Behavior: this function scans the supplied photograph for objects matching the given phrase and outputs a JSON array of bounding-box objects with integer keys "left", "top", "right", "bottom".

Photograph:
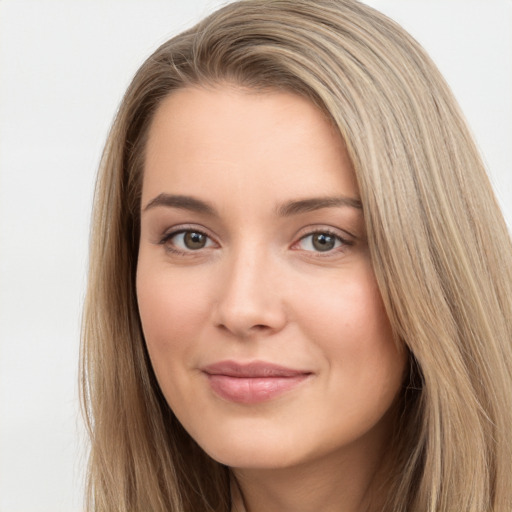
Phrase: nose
[{"left": 212, "top": 248, "right": 287, "bottom": 339}]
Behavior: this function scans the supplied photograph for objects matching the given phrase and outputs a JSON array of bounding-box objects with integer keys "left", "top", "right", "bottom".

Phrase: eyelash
[
  {"left": 294, "top": 229, "right": 353, "bottom": 256},
  {"left": 158, "top": 227, "right": 215, "bottom": 256},
  {"left": 158, "top": 227, "right": 353, "bottom": 257}
]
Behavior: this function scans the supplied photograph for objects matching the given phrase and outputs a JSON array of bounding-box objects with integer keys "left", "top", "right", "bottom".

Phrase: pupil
[
  {"left": 184, "top": 232, "right": 206, "bottom": 249},
  {"left": 313, "top": 233, "right": 335, "bottom": 251}
]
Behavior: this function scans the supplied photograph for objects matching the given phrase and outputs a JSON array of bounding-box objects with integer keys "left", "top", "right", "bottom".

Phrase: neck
[{"left": 230, "top": 426, "right": 392, "bottom": 512}]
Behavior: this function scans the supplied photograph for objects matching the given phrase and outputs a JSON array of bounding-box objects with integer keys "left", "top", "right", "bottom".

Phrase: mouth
[{"left": 201, "top": 360, "right": 312, "bottom": 404}]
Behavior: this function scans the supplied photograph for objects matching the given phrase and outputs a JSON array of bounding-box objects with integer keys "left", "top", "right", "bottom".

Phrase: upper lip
[{"left": 201, "top": 360, "right": 311, "bottom": 378}]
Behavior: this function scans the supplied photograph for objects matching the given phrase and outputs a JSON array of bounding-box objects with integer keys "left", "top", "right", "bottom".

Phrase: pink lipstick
[{"left": 201, "top": 361, "right": 311, "bottom": 404}]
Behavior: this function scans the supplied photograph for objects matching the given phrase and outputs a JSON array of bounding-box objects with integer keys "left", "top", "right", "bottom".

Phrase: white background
[{"left": 0, "top": 1, "right": 510, "bottom": 511}]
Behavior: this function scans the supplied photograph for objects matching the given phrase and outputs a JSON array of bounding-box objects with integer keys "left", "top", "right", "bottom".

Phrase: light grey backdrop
[{"left": 0, "top": 1, "right": 510, "bottom": 511}]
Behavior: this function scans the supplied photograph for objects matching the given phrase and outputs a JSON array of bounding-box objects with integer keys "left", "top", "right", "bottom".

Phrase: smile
[{"left": 201, "top": 360, "right": 312, "bottom": 404}]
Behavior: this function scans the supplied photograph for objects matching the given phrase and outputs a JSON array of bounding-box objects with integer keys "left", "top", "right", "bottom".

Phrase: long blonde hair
[{"left": 80, "top": 1, "right": 512, "bottom": 510}]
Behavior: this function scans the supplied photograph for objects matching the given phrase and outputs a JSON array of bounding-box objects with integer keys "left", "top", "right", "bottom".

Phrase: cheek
[
  {"left": 296, "top": 265, "right": 403, "bottom": 386},
  {"left": 136, "top": 264, "right": 210, "bottom": 359},
  {"left": 298, "top": 265, "right": 391, "bottom": 341}
]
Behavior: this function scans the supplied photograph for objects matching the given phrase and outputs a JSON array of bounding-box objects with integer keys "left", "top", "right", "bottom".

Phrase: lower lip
[{"left": 205, "top": 374, "right": 310, "bottom": 404}]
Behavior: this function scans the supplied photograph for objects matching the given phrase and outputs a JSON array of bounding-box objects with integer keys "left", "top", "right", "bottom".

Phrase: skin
[{"left": 136, "top": 86, "right": 407, "bottom": 512}]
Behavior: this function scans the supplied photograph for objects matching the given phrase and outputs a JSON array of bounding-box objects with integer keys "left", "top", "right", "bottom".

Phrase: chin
[
  {"left": 208, "top": 448, "right": 299, "bottom": 470},
  {"left": 195, "top": 430, "right": 304, "bottom": 470}
]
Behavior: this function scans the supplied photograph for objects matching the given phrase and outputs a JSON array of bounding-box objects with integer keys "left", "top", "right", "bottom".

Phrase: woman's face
[{"left": 137, "top": 86, "right": 406, "bottom": 470}]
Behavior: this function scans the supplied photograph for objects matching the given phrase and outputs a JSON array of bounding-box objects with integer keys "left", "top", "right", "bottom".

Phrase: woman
[{"left": 80, "top": 0, "right": 512, "bottom": 510}]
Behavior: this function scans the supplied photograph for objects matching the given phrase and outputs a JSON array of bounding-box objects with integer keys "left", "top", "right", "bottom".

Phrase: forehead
[{"left": 142, "top": 86, "right": 358, "bottom": 207}]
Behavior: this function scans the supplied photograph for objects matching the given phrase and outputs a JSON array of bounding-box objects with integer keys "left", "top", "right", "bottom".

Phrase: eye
[
  {"left": 161, "top": 229, "right": 215, "bottom": 252},
  {"left": 296, "top": 231, "right": 346, "bottom": 252}
]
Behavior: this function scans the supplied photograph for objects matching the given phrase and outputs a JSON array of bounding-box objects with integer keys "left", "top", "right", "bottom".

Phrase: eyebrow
[
  {"left": 143, "top": 194, "right": 218, "bottom": 216},
  {"left": 275, "top": 196, "right": 362, "bottom": 216},
  {"left": 142, "top": 193, "right": 362, "bottom": 216}
]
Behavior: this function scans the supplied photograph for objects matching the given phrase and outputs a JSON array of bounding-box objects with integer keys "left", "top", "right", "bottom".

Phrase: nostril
[
  {"left": 212, "top": 288, "right": 287, "bottom": 337},
  {"left": 216, "top": 322, "right": 274, "bottom": 337}
]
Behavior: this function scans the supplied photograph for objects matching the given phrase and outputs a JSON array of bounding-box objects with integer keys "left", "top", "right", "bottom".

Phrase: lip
[{"left": 201, "top": 360, "right": 312, "bottom": 404}]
